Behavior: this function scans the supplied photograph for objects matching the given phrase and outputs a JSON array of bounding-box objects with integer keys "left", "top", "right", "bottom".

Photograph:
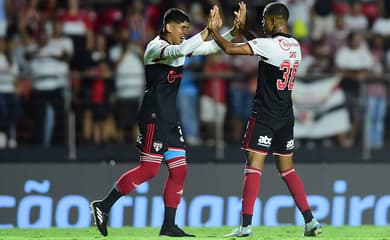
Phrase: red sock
[
  {"left": 280, "top": 168, "right": 310, "bottom": 212},
  {"left": 116, "top": 153, "right": 162, "bottom": 194},
  {"left": 163, "top": 157, "right": 187, "bottom": 208},
  {"left": 242, "top": 166, "right": 262, "bottom": 215}
]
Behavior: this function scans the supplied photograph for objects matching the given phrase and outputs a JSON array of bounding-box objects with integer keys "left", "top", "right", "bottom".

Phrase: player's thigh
[
  {"left": 241, "top": 117, "right": 274, "bottom": 154},
  {"left": 166, "top": 123, "right": 186, "bottom": 152},
  {"left": 271, "top": 121, "right": 295, "bottom": 171}
]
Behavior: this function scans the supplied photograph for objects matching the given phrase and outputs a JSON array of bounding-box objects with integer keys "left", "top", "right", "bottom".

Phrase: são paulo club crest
[{"left": 153, "top": 140, "right": 163, "bottom": 152}]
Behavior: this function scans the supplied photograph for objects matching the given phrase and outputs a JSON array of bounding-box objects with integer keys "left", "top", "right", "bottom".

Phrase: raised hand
[
  {"left": 208, "top": 5, "right": 223, "bottom": 33},
  {"left": 234, "top": 2, "right": 247, "bottom": 31}
]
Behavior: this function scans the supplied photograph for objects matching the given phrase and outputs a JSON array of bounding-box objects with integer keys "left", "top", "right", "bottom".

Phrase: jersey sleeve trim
[{"left": 246, "top": 42, "right": 255, "bottom": 56}]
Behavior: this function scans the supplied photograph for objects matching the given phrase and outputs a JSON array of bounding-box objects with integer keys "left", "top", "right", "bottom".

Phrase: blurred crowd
[{"left": 0, "top": 0, "right": 389, "bottom": 151}]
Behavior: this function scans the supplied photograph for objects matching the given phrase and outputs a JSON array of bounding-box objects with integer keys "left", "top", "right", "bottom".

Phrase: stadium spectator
[
  {"left": 122, "top": 0, "right": 150, "bottom": 48},
  {"left": 0, "top": 37, "right": 21, "bottom": 149},
  {"left": 90, "top": 5, "right": 240, "bottom": 238},
  {"left": 335, "top": 31, "right": 374, "bottom": 148},
  {"left": 23, "top": 20, "right": 73, "bottom": 146},
  {"left": 84, "top": 33, "right": 112, "bottom": 145},
  {"left": 200, "top": 52, "right": 229, "bottom": 145},
  {"left": 208, "top": 2, "right": 322, "bottom": 237},
  {"left": 344, "top": 1, "right": 369, "bottom": 33},
  {"left": 278, "top": 0, "right": 314, "bottom": 40},
  {"left": 109, "top": 26, "right": 144, "bottom": 143},
  {"left": 323, "top": 13, "right": 349, "bottom": 70},
  {"left": 365, "top": 34, "right": 387, "bottom": 149},
  {"left": 311, "top": 0, "right": 334, "bottom": 41},
  {"left": 177, "top": 55, "right": 203, "bottom": 146},
  {"left": 57, "top": 0, "right": 95, "bottom": 74}
]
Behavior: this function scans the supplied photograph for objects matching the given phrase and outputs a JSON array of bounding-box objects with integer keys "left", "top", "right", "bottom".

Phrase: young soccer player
[
  {"left": 91, "top": 6, "right": 240, "bottom": 237},
  {"left": 208, "top": 2, "right": 322, "bottom": 237}
]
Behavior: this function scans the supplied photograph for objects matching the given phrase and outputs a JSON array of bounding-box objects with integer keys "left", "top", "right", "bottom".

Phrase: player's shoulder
[{"left": 146, "top": 35, "right": 170, "bottom": 51}]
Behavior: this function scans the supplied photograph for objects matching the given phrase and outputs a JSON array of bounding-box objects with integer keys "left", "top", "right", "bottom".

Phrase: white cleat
[
  {"left": 224, "top": 225, "right": 252, "bottom": 237},
  {"left": 304, "top": 218, "right": 322, "bottom": 237}
]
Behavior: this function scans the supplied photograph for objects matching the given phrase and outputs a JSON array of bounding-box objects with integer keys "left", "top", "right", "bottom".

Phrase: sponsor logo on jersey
[
  {"left": 286, "top": 139, "right": 294, "bottom": 150},
  {"left": 278, "top": 39, "right": 299, "bottom": 51},
  {"left": 153, "top": 140, "right": 163, "bottom": 152},
  {"left": 257, "top": 135, "right": 272, "bottom": 147},
  {"left": 167, "top": 70, "right": 183, "bottom": 83}
]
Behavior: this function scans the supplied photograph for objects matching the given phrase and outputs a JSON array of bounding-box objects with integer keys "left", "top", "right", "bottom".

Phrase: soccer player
[
  {"left": 91, "top": 6, "right": 240, "bottom": 237},
  {"left": 208, "top": 2, "right": 322, "bottom": 237}
]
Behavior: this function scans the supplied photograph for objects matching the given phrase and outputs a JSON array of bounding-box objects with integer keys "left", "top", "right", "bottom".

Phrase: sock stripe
[
  {"left": 140, "top": 152, "right": 163, "bottom": 164},
  {"left": 244, "top": 166, "right": 262, "bottom": 175},
  {"left": 280, "top": 168, "right": 295, "bottom": 177},
  {"left": 167, "top": 159, "right": 187, "bottom": 169}
]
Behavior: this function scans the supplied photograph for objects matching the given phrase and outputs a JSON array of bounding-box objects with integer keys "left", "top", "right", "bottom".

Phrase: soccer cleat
[
  {"left": 304, "top": 218, "right": 322, "bottom": 237},
  {"left": 224, "top": 225, "right": 253, "bottom": 237},
  {"left": 90, "top": 200, "right": 109, "bottom": 237},
  {"left": 159, "top": 224, "right": 196, "bottom": 237}
]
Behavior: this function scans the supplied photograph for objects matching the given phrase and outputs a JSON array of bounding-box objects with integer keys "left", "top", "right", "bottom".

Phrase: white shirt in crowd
[
  {"left": 109, "top": 45, "right": 144, "bottom": 99},
  {"left": 335, "top": 43, "right": 373, "bottom": 71},
  {"left": 0, "top": 55, "right": 19, "bottom": 93},
  {"left": 28, "top": 37, "right": 73, "bottom": 91},
  {"left": 372, "top": 17, "right": 390, "bottom": 36}
]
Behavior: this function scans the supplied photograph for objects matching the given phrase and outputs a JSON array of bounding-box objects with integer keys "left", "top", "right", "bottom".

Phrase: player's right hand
[
  {"left": 208, "top": 5, "right": 222, "bottom": 33},
  {"left": 234, "top": 2, "right": 247, "bottom": 31}
]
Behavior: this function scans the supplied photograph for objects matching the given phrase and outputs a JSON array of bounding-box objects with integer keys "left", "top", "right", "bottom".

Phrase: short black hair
[
  {"left": 264, "top": 2, "right": 289, "bottom": 21},
  {"left": 162, "top": 8, "right": 190, "bottom": 33}
]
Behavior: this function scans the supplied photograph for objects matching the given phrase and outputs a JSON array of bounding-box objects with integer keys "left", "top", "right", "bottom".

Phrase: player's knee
[
  {"left": 139, "top": 163, "right": 160, "bottom": 180},
  {"left": 169, "top": 164, "right": 187, "bottom": 182}
]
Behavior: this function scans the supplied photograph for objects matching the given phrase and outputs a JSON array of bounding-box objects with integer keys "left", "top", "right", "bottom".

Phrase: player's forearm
[
  {"left": 211, "top": 31, "right": 235, "bottom": 54},
  {"left": 164, "top": 31, "right": 205, "bottom": 57},
  {"left": 192, "top": 30, "right": 235, "bottom": 55}
]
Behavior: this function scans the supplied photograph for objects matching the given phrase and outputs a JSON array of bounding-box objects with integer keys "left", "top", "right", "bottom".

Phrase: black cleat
[
  {"left": 159, "top": 224, "right": 196, "bottom": 237},
  {"left": 90, "top": 200, "right": 109, "bottom": 237}
]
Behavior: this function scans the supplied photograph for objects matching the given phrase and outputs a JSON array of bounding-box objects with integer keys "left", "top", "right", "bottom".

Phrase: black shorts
[
  {"left": 136, "top": 120, "right": 185, "bottom": 156},
  {"left": 241, "top": 116, "right": 294, "bottom": 156}
]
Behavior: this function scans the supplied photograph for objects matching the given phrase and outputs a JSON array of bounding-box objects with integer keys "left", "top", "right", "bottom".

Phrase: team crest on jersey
[
  {"left": 153, "top": 140, "right": 163, "bottom": 152},
  {"left": 167, "top": 70, "right": 183, "bottom": 83},
  {"left": 257, "top": 135, "right": 272, "bottom": 147}
]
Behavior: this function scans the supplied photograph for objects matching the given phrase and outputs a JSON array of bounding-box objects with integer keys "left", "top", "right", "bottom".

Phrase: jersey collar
[{"left": 271, "top": 32, "right": 292, "bottom": 38}]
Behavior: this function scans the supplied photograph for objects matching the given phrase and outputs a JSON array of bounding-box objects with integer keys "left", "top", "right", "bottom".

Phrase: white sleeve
[
  {"left": 162, "top": 33, "right": 204, "bottom": 57},
  {"left": 191, "top": 31, "right": 234, "bottom": 56},
  {"left": 247, "top": 38, "right": 271, "bottom": 59}
]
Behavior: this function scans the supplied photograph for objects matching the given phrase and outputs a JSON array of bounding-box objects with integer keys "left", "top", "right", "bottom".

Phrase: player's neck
[
  {"left": 273, "top": 25, "right": 288, "bottom": 35},
  {"left": 161, "top": 33, "right": 174, "bottom": 45}
]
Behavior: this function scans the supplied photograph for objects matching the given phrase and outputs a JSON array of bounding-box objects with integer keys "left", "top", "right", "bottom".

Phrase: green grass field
[{"left": 0, "top": 226, "right": 389, "bottom": 240}]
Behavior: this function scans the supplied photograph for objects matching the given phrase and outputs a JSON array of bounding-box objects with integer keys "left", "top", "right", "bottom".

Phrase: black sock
[
  {"left": 101, "top": 186, "right": 122, "bottom": 212},
  {"left": 163, "top": 207, "right": 177, "bottom": 227},
  {"left": 242, "top": 214, "right": 252, "bottom": 227},
  {"left": 302, "top": 210, "right": 314, "bottom": 223}
]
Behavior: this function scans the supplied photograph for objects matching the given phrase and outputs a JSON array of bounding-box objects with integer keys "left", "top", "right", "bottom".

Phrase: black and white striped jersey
[
  {"left": 247, "top": 32, "right": 302, "bottom": 125},
  {"left": 139, "top": 32, "right": 232, "bottom": 124}
]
